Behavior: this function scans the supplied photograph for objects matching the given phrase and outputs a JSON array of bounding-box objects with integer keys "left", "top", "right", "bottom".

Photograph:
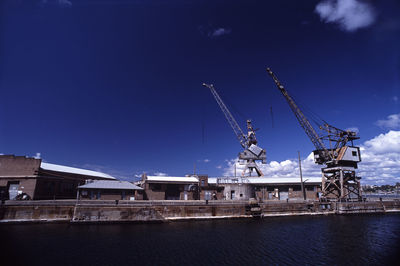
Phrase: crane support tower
[
  {"left": 266, "top": 68, "right": 362, "bottom": 201},
  {"left": 203, "top": 83, "right": 267, "bottom": 177}
]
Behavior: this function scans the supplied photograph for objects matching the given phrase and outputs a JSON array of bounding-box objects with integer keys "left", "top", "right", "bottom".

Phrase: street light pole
[{"left": 298, "top": 151, "right": 305, "bottom": 200}]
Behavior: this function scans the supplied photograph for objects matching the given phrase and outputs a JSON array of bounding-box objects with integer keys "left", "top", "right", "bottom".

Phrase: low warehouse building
[
  {"left": 141, "top": 174, "right": 199, "bottom": 200},
  {"left": 140, "top": 174, "right": 320, "bottom": 201},
  {"left": 78, "top": 180, "right": 143, "bottom": 200},
  {"left": 0, "top": 155, "right": 116, "bottom": 200},
  {"left": 209, "top": 177, "right": 322, "bottom": 201}
]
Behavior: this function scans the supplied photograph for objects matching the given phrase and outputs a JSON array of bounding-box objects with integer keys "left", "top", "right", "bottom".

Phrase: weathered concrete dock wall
[
  {"left": 1, "top": 199, "right": 399, "bottom": 224},
  {"left": 0, "top": 200, "right": 250, "bottom": 223},
  {"left": 72, "top": 201, "right": 249, "bottom": 223},
  {"left": 260, "top": 201, "right": 335, "bottom": 216},
  {"left": 0, "top": 201, "right": 75, "bottom": 223}
]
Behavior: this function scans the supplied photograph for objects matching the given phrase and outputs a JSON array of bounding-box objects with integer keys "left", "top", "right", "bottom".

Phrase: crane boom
[
  {"left": 203, "top": 83, "right": 247, "bottom": 149},
  {"left": 266, "top": 68, "right": 328, "bottom": 154}
]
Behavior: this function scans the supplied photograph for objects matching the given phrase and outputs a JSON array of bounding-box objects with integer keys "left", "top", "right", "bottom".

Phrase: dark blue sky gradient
[{"left": 1, "top": 0, "right": 399, "bottom": 179}]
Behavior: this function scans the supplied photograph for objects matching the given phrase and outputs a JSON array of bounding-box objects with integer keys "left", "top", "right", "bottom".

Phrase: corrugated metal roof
[
  {"left": 41, "top": 162, "right": 116, "bottom": 180},
  {"left": 208, "top": 177, "right": 321, "bottom": 185},
  {"left": 146, "top": 176, "right": 199, "bottom": 183},
  {"left": 78, "top": 180, "right": 143, "bottom": 190}
]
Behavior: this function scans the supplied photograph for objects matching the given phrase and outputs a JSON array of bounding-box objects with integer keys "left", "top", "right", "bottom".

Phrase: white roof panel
[
  {"left": 41, "top": 162, "right": 116, "bottom": 180},
  {"left": 146, "top": 176, "right": 198, "bottom": 183}
]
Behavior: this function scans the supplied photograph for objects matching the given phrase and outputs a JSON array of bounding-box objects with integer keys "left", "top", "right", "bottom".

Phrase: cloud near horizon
[
  {"left": 222, "top": 130, "right": 400, "bottom": 185},
  {"left": 315, "top": 0, "right": 376, "bottom": 32}
]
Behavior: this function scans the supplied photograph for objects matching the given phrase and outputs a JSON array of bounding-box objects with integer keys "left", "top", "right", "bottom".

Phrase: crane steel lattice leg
[{"left": 322, "top": 167, "right": 362, "bottom": 201}]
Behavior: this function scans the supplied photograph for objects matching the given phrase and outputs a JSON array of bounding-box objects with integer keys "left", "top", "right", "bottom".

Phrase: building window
[
  {"left": 352, "top": 151, "right": 357, "bottom": 156},
  {"left": 151, "top": 184, "right": 162, "bottom": 191},
  {"left": 201, "top": 180, "right": 205, "bottom": 186}
]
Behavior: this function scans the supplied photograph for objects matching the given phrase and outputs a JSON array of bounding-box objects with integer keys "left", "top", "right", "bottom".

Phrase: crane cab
[{"left": 313, "top": 146, "right": 361, "bottom": 167}]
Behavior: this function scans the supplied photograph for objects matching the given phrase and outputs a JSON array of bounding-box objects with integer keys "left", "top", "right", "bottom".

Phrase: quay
[{"left": 1, "top": 199, "right": 399, "bottom": 224}]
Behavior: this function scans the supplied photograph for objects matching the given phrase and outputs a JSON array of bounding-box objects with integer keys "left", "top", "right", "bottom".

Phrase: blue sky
[{"left": 1, "top": 0, "right": 399, "bottom": 184}]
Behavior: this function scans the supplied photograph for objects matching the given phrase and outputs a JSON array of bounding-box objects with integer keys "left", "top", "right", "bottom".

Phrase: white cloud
[
  {"left": 375, "top": 113, "right": 400, "bottom": 129},
  {"left": 393, "top": 96, "right": 399, "bottom": 103},
  {"left": 216, "top": 165, "right": 222, "bottom": 169},
  {"left": 358, "top": 131, "right": 400, "bottom": 183},
  {"left": 223, "top": 153, "right": 321, "bottom": 179},
  {"left": 34, "top": 153, "right": 41, "bottom": 159},
  {"left": 199, "top": 25, "right": 232, "bottom": 38},
  {"left": 203, "top": 159, "right": 210, "bottom": 163},
  {"left": 209, "top": 28, "right": 232, "bottom": 37},
  {"left": 363, "top": 130, "right": 400, "bottom": 154},
  {"left": 153, "top": 171, "right": 168, "bottom": 176},
  {"left": 315, "top": 0, "right": 376, "bottom": 32},
  {"left": 222, "top": 130, "right": 400, "bottom": 184}
]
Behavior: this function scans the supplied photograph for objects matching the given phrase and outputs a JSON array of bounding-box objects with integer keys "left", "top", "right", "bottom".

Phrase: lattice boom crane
[
  {"left": 203, "top": 83, "right": 266, "bottom": 177},
  {"left": 266, "top": 68, "right": 362, "bottom": 200}
]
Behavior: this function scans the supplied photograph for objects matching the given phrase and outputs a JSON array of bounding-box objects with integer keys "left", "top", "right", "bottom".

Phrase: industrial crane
[
  {"left": 203, "top": 83, "right": 266, "bottom": 177},
  {"left": 266, "top": 68, "right": 362, "bottom": 200}
]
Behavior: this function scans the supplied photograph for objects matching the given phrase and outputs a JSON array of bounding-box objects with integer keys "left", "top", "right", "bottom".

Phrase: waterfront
[{"left": 1, "top": 214, "right": 399, "bottom": 266}]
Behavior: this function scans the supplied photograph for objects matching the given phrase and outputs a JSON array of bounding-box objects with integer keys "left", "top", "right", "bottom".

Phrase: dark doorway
[
  {"left": 231, "top": 190, "right": 235, "bottom": 199},
  {"left": 165, "top": 185, "right": 180, "bottom": 200}
]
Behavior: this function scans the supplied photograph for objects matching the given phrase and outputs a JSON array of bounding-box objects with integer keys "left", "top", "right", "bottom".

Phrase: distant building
[
  {"left": 78, "top": 180, "right": 143, "bottom": 200},
  {"left": 141, "top": 174, "right": 199, "bottom": 200},
  {"left": 209, "top": 177, "right": 322, "bottom": 201},
  {"left": 0, "top": 155, "right": 116, "bottom": 200},
  {"left": 198, "top": 175, "right": 224, "bottom": 200}
]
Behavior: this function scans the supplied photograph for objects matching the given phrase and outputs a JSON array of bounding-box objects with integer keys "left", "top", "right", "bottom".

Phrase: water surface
[{"left": 2, "top": 214, "right": 399, "bottom": 265}]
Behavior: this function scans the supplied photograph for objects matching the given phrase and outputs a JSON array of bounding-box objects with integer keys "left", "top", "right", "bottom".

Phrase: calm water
[{"left": 1, "top": 214, "right": 400, "bottom": 266}]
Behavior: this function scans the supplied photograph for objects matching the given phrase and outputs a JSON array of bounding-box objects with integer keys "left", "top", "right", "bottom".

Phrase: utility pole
[{"left": 298, "top": 151, "right": 305, "bottom": 200}]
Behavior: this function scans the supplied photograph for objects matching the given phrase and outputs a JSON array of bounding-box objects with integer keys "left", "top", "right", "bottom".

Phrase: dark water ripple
[{"left": 1, "top": 214, "right": 400, "bottom": 266}]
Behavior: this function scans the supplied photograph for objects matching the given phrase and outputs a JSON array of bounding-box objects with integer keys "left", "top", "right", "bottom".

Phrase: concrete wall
[
  {"left": 143, "top": 183, "right": 166, "bottom": 200},
  {"left": 223, "top": 184, "right": 254, "bottom": 200},
  {"left": 1, "top": 199, "right": 399, "bottom": 224},
  {"left": 0, "top": 178, "right": 37, "bottom": 199},
  {"left": 200, "top": 188, "right": 224, "bottom": 200}
]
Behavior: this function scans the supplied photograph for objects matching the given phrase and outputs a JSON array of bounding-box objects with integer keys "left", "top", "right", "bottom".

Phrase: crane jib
[
  {"left": 266, "top": 69, "right": 328, "bottom": 154},
  {"left": 203, "top": 83, "right": 248, "bottom": 149}
]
